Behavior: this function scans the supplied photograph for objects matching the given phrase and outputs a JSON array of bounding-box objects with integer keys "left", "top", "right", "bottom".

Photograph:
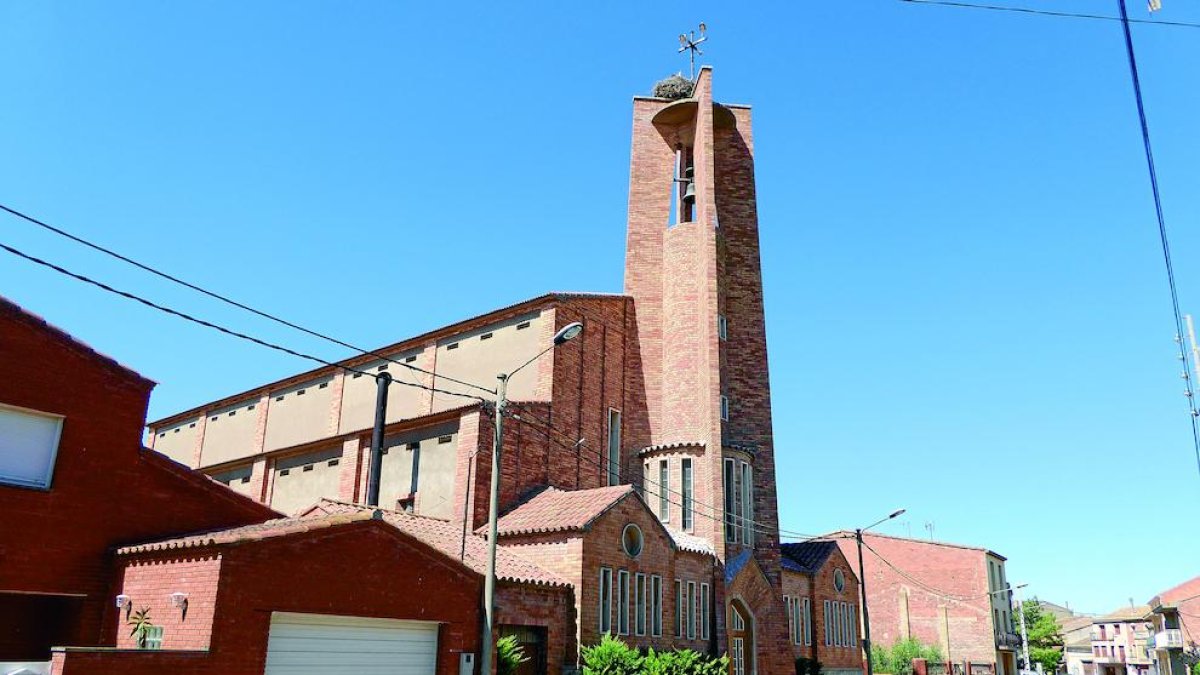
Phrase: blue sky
[{"left": 2, "top": 1, "right": 1197, "bottom": 614}]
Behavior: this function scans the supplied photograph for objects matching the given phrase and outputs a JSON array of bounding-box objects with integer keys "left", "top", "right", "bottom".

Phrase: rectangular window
[
  {"left": 824, "top": 600, "right": 832, "bottom": 646},
  {"left": 140, "top": 625, "right": 164, "bottom": 650},
  {"left": 720, "top": 395, "right": 730, "bottom": 421},
  {"left": 732, "top": 638, "right": 745, "bottom": 675},
  {"left": 651, "top": 575, "right": 663, "bottom": 637},
  {"left": 599, "top": 568, "right": 612, "bottom": 634},
  {"left": 607, "top": 409, "right": 622, "bottom": 486},
  {"left": 0, "top": 404, "right": 65, "bottom": 489},
  {"left": 700, "top": 583, "right": 710, "bottom": 640},
  {"left": 741, "top": 461, "right": 754, "bottom": 545},
  {"left": 635, "top": 573, "right": 647, "bottom": 636},
  {"left": 804, "top": 598, "right": 812, "bottom": 646},
  {"left": 724, "top": 458, "right": 737, "bottom": 542},
  {"left": 850, "top": 604, "right": 858, "bottom": 647},
  {"left": 718, "top": 314, "right": 728, "bottom": 341},
  {"left": 682, "top": 458, "right": 694, "bottom": 531},
  {"left": 687, "top": 581, "right": 697, "bottom": 640},
  {"left": 658, "top": 459, "right": 670, "bottom": 522},
  {"left": 675, "top": 580, "right": 683, "bottom": 638},
  {"left": 784, "top": 596, "right": 794, "bottom": 643},
  {"left": 618, "top": 570, "right": 630, "bottom": 635}
]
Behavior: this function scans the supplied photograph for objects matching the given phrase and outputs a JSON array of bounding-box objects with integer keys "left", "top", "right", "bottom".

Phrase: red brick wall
[
  {"left": 496, "top": 582, "right": 576, "bottom": 675},
  {"left": 837, "top": 534, "right": 997, "bottom": 664},
  {"left": 115, "top": 553, "right": 222, "bottom": 650},
  {"left": 57, "top": 521, "right": 484, "bottom": 675},
  {"left": 0, "top": 301, "right": 277, "bottom": 659},
  {"left": 804, "top": 548, "right": 865, "bottom": 672}
]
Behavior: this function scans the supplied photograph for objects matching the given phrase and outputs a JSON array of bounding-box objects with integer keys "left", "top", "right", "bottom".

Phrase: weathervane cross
[{"left": 678, "top": 23, "right": 707, "bottom": 80}]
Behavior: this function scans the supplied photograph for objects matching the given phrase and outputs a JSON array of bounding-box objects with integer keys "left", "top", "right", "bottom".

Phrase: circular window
[
  {"left": 622, "top": 524, "right": 644, "bottom": 558},
  {"left": 834, "top": 569, "right": 846, "bottom": 592}
]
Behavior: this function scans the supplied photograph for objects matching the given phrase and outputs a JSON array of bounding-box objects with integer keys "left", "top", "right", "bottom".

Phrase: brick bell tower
[{"left": 624, "top": 67, "right": 790, "bottom": 673}]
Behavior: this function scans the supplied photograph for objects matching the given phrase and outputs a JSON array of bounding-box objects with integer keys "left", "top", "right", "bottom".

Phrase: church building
[{"left": 146, "top": 67, "right": 794, "bottom": 675}]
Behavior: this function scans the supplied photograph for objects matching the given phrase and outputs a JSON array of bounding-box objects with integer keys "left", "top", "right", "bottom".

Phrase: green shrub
[
  {"left": 496, "top": 635, "right": 529, "bottom": 675},
  {"left": 871, "top": 638, "right": 943, "bottom": 675},
  {"left": 652, "top": 74, "right": 694, "bottom": 100},
  {"left": 644, "top": 648, "right": 729, "bottom": 675},
  {"left": 581, "top": 634, "right": 643, "bottom": 675},
  {"left": 796, "top": 657, "right": 825, "bottom": 675}
]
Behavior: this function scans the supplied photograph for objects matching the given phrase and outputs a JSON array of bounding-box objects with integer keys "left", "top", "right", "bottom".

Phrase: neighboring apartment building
[
  {"left": 1146, "top": 576, "right": 1200, "bottom": 675},
  {"left": 145, "top": 66, "right": 793, "bottom": 674},
  {"left": 781, "top": 541, "right": 865, "bottom": 675},
  {"left": 1063, "top": 615, "right": 1098, "bottom": 675},
  {"left": 834, "top": 532, "right": 1020, "bottom": 675},
  {"left": 1080, "top": 606, "right": 1153, "bottom": 675}
]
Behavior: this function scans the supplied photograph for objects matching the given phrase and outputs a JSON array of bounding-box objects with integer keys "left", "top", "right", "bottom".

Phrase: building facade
[
  {"left": 1146, "top": 576, "right": 1200, "bottom": 675},
  {"left": 1079, "top": 607, "right": 1154, "bottom": 675},
  {"left": 781, "top": 541, "right": 865, "bottom": 675},
  {"left": 834, "top": 532, "right": 1019, "bottom": 675},
  {"left": 144, "top": 67, "right": 792, "bottom": 673}
]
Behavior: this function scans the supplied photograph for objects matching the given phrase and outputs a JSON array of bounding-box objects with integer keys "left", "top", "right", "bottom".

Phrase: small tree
[
  {"left": 496, "top": 635, "right": 529, "bottom": 675},
  {"left": 872, "top": 638, "right": 943, "bottom": 675},
  {"left": 581, "top": 634, "right": 643, "bottom": 675},
  {"left": 127, "top": 607, "right": 154, "bottom": 649},
  {"left": 1018, "top": 602, "right": 1064, "bottom": 673}
]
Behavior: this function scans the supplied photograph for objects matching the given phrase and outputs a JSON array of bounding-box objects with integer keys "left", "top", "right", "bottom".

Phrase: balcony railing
[
  {"left": 995, "top": 632, "right": 1022, "bottom": 649},
  {"left": 1153, "top": 629, "right": 1184, "bottom": 650}
]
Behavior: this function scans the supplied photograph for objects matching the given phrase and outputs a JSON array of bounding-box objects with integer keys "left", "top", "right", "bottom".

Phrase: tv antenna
[
  {"left": 678, "top": 23, "right": 707, "bottom": 80},
  {"left": 924, "top": 521, "right": 936, "bottom": 540}
]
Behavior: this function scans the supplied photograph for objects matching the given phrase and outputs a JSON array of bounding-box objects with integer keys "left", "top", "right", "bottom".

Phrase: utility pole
[
  {"left": 479, "top": 322, "right": 583, "bottom": 675},
  {"left": 1016, "top": 586, "right": 1031, "bottom": 672},
  {"left": 858, "top": 509, "right": 906, "bottom": 675}
]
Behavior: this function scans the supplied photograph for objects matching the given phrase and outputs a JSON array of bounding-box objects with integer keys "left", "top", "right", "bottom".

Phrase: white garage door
[{"left": 264, "top": 612, "right": 439, "bottom": 675}]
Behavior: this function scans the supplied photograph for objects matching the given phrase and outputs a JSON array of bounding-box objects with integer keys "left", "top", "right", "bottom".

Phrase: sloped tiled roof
[
  {"left": 666, "top": 526, "right": 716, "bottom": 556},
  {"left": 311, "top": 499, "right": 568, "bottom": 588},
  {"left": 490, "top": 485, "right": 635, "bottom": 536},
  {"left": 1096, "top": 605, "right": 1152, "bottom": 623},
  {"left": 780, "top": 540, "right": 839, "bottom": 574},
  {"left": 117, "top": 510, "right": 378, "bottom": 554}
]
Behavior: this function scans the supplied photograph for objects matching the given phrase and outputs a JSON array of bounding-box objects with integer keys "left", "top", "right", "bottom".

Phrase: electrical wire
[
  {"left": 0, "top": 203, "right": 496, "bottom": 396},
  {"left": 861, "top": 540, "right": 995, "bottom": 609},
  {"left": 899, "top": 0, "right": 1200, "bottom": 28},
  {"left": 0, "top": 240, "right": 488, "bottom": 405},
  {"left": 1114, "top": 0, "right": 1200, "bottom": 481},
  {"left": 502, "top": 404, "right": 826, "bottom": 543}
]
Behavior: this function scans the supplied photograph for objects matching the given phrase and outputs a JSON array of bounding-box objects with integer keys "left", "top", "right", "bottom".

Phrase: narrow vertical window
[
  {"left": 681, "top": 458, "right": 694, "bottom": 531},
  {"left": 686, "top": 581, "right": 697, "bottom": 640},
  {"left": 701, "top": 583, "right": 710, "bottom": 640},
  {"left": 675, "top": 580, "right": 683, "bottom": 638},
  {"left": 618, "top": 570, "right": 630, "bottom": 635},
  {"left": 635, "top": 573, "right": 647, "bottom": 636},
  {"left": 724, "top": 458, "right": 737, "bottom": 542},
  {"left": 659, "top": 459, "right": 670, "bottom": 522},
  {"left": 741, "top": 461, "right": 754, "bottom": 545},
  {"left": 824, "top": 600, "right": 832, "bottom": 646},
  {"left": 651, "top": 575, "right": 663, "bottom": 637},
  {"left": 850, "top": 605, "right": 858, "bottom": 647},
  {"left": 718, "top": 314, "right": 728, "bottom": 341},
  {"left": 607, "top": 409, "right": 622, "bottom": 486},
  {"left": 599, "top": 568, "right": 612, "bottom": 634},
  {"left": 804, "top": 598, "right": 812, "bottom": 646},
  {"left": 732, "top": 638, "right": 746, "bottom": 675},
  {"left": 794, "top": 597, "right": 803, "bottom": 645},
  {"left": 720, "top": 395, "right": 730, "bottom": 421},
  {"left": 784, "top": 596, "right": 793, "bottom": 643}
]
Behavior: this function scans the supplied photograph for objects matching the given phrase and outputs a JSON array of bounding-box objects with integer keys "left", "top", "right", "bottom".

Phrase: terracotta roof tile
[
  {"left": 488, "top": 485, "right": 635, "bottom": 536},
  {"left": 312, "top": 499, "right": 569, "bottom": 588},
  {"left": 666, "top": 526, "right": 716, "bottom": 556},
  {"left": 117, "top": 511, "right": 377, "bottom": 554}
]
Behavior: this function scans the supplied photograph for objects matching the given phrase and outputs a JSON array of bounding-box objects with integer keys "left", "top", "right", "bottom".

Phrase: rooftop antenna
[
  {"left": 924, "top": 521, "right": 935, "bottom": 540},
  {"left": 678, "top": 23, "right": 707, "bottom": 80}
]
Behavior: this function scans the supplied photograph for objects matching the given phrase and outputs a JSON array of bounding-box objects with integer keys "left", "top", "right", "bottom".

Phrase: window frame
[
  {"left": 724, "top": 458, "right": 737, "bottom": 543},
  {"left": 635, "top": 573, "right": 647, "bottom": 636},
  {"left": 618, "top": 569, "right": 630, "bottom": 635},
  {"left": 720, "top": 395, "right": 730, "bottom": 421},
  {"left": 675, "top": 579, "right": 683, "bottom": 638},
  {"left": 607, "top": 409, "right": 622, "bottom": 486},
  {"left": 0, "top": 403, "right": 65, "bottom": 490},
  {"left": 686, "top": 581, "right": 697, "bottom": 640},
  {"left": 681, "top": 458, "right": 694, "bottom": 531},
  {"left": 658, "top": 459, "right": 670, "bottom": 522},
  {"left": 599, "top": 567, "right": 613, "bottom": 634},
  {"left": 651, "top": 575, "right": 663, "bottom": 637},
  {"left": 700, "top": 583, "right": 710, "bottom": 640},
  {"left": 740, "top": 460, "right": 754, "bottom": 545}
]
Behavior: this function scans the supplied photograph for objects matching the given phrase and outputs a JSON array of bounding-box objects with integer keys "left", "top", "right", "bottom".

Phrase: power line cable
[
  {"left": 1113, "top": 0, "right": 1200, "bottom": 481},
  {"left": 0, "top": 240, "right": 488, "bottom": 405},
  {"left": 861, "top": 540, "right": 991, "bottom": 607},
  {"left": 0, "top": 203, "right": 496, "bottom": 396},
  {"left": 899, "top": 0, "right": 1200, "bottom": 28},
  {"left": 503, "top": 404, "right": 825, "bottom": 542}
]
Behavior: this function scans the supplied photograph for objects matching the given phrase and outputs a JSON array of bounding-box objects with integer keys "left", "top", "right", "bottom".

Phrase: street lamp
[
  {"left": 859, "top": 508, "right": 906, "bottom": 675},
  {"left": 480, "top": 321, "right": 583, "bottom": 675}
]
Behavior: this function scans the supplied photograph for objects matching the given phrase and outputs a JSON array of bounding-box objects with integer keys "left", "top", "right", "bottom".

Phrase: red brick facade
[
  {"left": 835, "top": 533, "right": 1010, "bottom": 670},
  {"left": 0, "top": 298, "right": 277, "bottom": 662},
  {"left": 782, "top": 543, "right": 864, "bottom": 675}
]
